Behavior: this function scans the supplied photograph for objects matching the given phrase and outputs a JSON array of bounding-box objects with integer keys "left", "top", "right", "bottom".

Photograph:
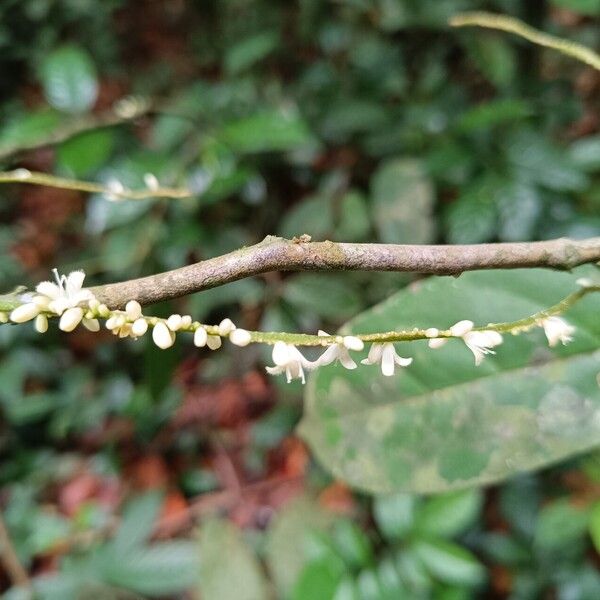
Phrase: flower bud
[
  {"left": 207, "top": 335, "right": 222, "bottom": 350},
  {"left": 59, "top": 307, "right": 84, "bottom": 332},
  {"left": 166, "top": 314, "right": 183, "bottom": 331},
  {"left": 450, "top": 320, "right": 474, "bottom": 337},
  {"left": 10, "top": 303, "right": 40, "bottom": 323},
  {"left": 218, "top": 318, "right": 236, "bottom": 336},
  {"left": 131, "top": 318, "right": 148, "bottom": 337},
  {"left": 35, "top": 314, "right": 48, "bottom": 333},
  {"left": 230, "top": 328, "right": 252, "bottom": 347},
  {"left": 83, "top": 318, "right": 100, "bottom": 332},
  {"left": 425, "top": 328, "right": 439, "bottom": 338},
  {"left": 125, "top": 300, "right": 142, "bottom": 321},
  {"left": 153, "top": 321, "right": 175, "bottom": 349},
  {"left": 180, "top": 315, "right": 192, "bottom": 329},
  {"left": 342, "top": 336, "right": 364, "bottom": 351},
  {"left": 194, "top": 327, "right": 208, "bottom": 347}
]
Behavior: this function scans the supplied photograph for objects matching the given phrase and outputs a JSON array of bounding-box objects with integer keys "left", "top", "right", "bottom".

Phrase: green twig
[{"left": 450, "top": 12, "right": 600, "bottom": 71}]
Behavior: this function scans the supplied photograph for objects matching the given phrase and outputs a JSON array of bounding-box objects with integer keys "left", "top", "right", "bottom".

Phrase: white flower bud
[
  {"left": 342, "top": 336, "right": 364, "bottom": 351},
  {"left": 207, "top": 335, "right": 222, "bottom": 350},
  {"left": 98, "top": 304, "right": 110, "bottom": 317},
  {"left": 83, "top": 318, "right": 100, "bottom": 332},
  {"left": 10, "top": 303, "right": 40, "bottom": 323},
  {"left": 153, "top": 321, "right": 175, "bottom": 349},
  {"left": 105, "top": 315, "right": 125, "bottom": 330},
  {"left": 180, "top": 315, "right": 192, "bottom": 329},
  {"left": 144, "top": 173, "right": 159, "bottom": 190},
  {"left": 166, "top": 314, "right": 183, "bottom": 331},
  {"left": 131, "top": 318, "right": 148, "bottom": 337},
  {"left": 425, "top": 328, "right": 439, "bottom": 338},
  {"left": 59, "top": 307, "right": 84, "bottom": 332},
  {"left": 450, "top": 320, "right": 474, "bottom": 337},
  {"left": 194, "top": 327, "right": 208, "bottom": 347},
  {"left": 35, "top": 314, "right": 48, "bottom": 333},
  {"left": 218, "top": 318, "right": 236, "bottom": 336},
  {"left": 428, "top": 338, "right": 448, "bottom": 349},
  {"left": 125, "top": 300, "right": 142, "bottom": 321},
  {"left": 33, "top": 295, "right": 51, "bottom": 308},
  {"left": 0, "top": 312, "right": 8, "bottom": 323},
  {"left": 230, "top": 328, "right": 252, "bottom": 347}
]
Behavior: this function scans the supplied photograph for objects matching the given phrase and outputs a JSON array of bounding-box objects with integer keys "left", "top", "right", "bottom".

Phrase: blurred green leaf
[
  {"left": 39, "top": 45, "right": 98, "bottom": 113},
  {"left": 332, "top": 519, "right": 374, "bottom": 569},
  {"left": 220, "top": 109, "right": 314, "bottom": 154},
  {"left": 550, "top": 0, "right": 600, "bottom": 15},
  {"left": 414, "top": 489, "right": 483, "bottom": 539},
  {"left": 0, "top": 109, "right": 62, "bottom": 152},
  {"left": 279, "top": 194, "right": 333, "bottom": 240},
  {"left": 225, "top": 31, "right": 279, "bottom": 74},
  {"left": 534, "top": 498, "right": 590, "bottom": 552},
  {"left": 569, "top": 135, "right": 600, "bottom": 172},
  {"left": 373, "top": 493, "right": 417, "bottom": 541},
  {"left": 113, "top": 493, "right": 162, "bottom": 554},
  {"left": 300, "top": 268, "right": 600, "bottom": 493},
  {"left": 371, "top": 158, "right": 435, "bottom": 244},
  {"left": 292, "top": 557, "right": 346, "bottom": 600},
  {"left": 56, "top": 129, "right": 115, "bottom": 177},
  {"left": 198, "top": 518, "right": 269, "bottom": 600},
  {"left": 590, "top": 501, "right": 600, "bottom": 553},
  {"left": 334, "top": 191, "right": 371, "bottom": 241},
  {"left": 412, "top": 539, "right": 485, "bottom": 587},
  {"left": 463, "top": 33, "right": 516, "bottom": 89}
]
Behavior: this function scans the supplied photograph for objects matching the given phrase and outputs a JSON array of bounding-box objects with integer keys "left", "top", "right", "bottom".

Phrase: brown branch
[
  {"left": 88, "top": 235, "right": 600, "bottom": 309},
  {"left": 0, "top": 511, "right": 31, "bottom": 590}
]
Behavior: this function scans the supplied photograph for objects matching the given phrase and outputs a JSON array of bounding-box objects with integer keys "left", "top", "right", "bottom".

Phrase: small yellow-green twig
[
  {"left": 0, "top": 169, "right": 193, "bottom": 200},
  {"left": 450, "top": 12, "right": 600, "bottom": 71}
]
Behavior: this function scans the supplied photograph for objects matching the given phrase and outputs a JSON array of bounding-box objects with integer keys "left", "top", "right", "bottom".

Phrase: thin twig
[
  {"left": 0, "top": 511, "right": 31, "bottom": 589},
  {"left": 0, "top": 169, "right": 193, "bottom": 200},
  {"left": 85, "top": 235, "right": 600, "bottom": 308},
  {"left": 450, "top": 12, "right": 600, "bottom": 71}
]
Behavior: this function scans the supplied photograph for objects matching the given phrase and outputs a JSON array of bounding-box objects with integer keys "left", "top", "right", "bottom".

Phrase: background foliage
[{"left": 0, "top": 0, "right": 599, "bottom": 598}]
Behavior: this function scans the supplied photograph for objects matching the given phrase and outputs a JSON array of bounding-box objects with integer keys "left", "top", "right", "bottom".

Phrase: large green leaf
[{"left": 299, "top": 269, "right": 600, "bottom": 494}]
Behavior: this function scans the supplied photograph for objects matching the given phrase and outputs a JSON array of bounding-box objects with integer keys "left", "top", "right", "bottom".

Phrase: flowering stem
[
  {"left": 0, "top": 169, "right": 193, "bottom": 200},
  {"left": 450, "top": 12, "right": 600, "bottom": 71}
]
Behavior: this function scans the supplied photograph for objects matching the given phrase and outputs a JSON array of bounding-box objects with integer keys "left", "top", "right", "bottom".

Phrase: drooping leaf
[{"left": 300, "top": 268, "right": 600, "bottom": 494}]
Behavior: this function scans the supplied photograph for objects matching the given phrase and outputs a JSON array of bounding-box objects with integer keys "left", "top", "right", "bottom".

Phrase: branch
[
  {"left": 450, "top": 12, "right": 600, "bottom": 71},
  {"left": 88, "top": 236, "right": 600, "bottom": 308}
]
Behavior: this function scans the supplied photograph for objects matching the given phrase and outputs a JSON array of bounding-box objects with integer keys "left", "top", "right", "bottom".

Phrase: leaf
[
  {"left": 279, "top": 194, "right": 333, "bottom": 240},
  {"left": 56, "top": 129, "right": 115, "bottom": 177},
  {"left": 331, "top": 519, "right": 374, "bottom": 569},
  {"left": 0, "top": 110, "right": 62, "bottom": 152},
  {"left": 464, "top": 33, "right": 516, "bottom": 89},
  {"left": 496, "top": 180, "right": 542, "bottom": 242},
  {"left": 414, "top": 489, "right": 483, "bottom": 538},
  {"left": 39, "top": 45, "right": 98, "bottom": 113},
  {"left": 299, "top": 268, "right": 600, "bottom": 494},
  {"left": 113, "top": 493, "right": 163, "bottom": 554},
  {"left": 569, "top": 135, "right": 600, "bottom": 172},
  {"left": 265, "top": 495, "right": 333, "bottom": 597},
  {"left": 550, "top": 0, "right": 600, "bottom": 15},
  {"left": 534, "top": 498, "right": 590, "bottom": 552},
  {"left": 373, "top": 493, "right": 417, "bottom": 541},
  {"left": 412, "top": 539, "right": 486, "bottom": 587},
  {"left": 225, "top": 31, "right": 279, "bottom": 74},
  {"left": 590, "top": 501, "right": 600, "bottom": 553},
  {"left": 198, "top": 518, "right": 269, "bottom": 600},
  {"left": 371, "top": 158, "right": 435, "bottom": 244},
  {"left": 292, "top": 558, "right": 345, "bottom": 600},
  {"left": 220, "top": 109, "right": 314, "bottom": 154},
  {"left": 102, "top": 541, "right": 199, "bottom": 596}
]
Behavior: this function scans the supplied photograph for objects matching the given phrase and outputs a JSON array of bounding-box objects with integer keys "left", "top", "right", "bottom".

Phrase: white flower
[
  {"left": 82, "top": 316, "right": 100, "bottom": 332},
  {"left": 131, "top": 318, "right": 148, "bottom": 337},
  {"left": 462, "top": 330, "right": 503, "bottom": 366},
  {"left": 218, "top": 318, "right": 236, "bottom": 336},
  {"left": 36, "top": 269, "right": 94, "bottom": 316},
  {"left": 153, "top": 321, "right": 175, "bottom": 349},
  {"left": 361, "top": 343, "right": 412, "bottom": 377},
  {"left": 540, "top": 316, "right": 575, "bottom": 347},
  {"left": 125, "top": 300, "right": 142, "bottom": 321},
  {"left": 230, "top": 328, "right": 252, "bottom": 347},
  {"left": 166, "top": 314, "right": 183, "bottom": 331},
  {"left": 314, "top": 331, "right": 364, "bottom": 370},
  {"left": 207, "top": 335, "right": 222, "bottom": 350},
  {"left": 266, "top": 341, "right": 313, "bottom": 384}
]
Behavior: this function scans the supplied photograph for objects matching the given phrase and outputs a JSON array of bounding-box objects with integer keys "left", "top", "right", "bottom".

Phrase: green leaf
[
  {"left": 569, "top": 135, "right": 600, "bottom": 172},
  {"left": 550, "top": 0, "right": 600, "bottom": 16},
  {"left": 371, "top": 158, "right": 435, "bottom": 244},
  {"left": 412, "top": 539, "right": 486, "bottom": 587},
  {"left": 0, "top": 110, "right": 62, "bottom": 153},
  {"left": 414, "top": 489, "right": 483, "bottom": 538},
  {"left": 102, "top": 541, "right": 199, "bottom": 596},
  {"left": 265, "top": 496, "right": 333, "bottom": 597},
  {"left": 373, "top": 493, "right": 417, "bottom": 541},
  {"left": 198, "top": 518, "right": 269, "bottom": 600},
  {"left": 39, "top": 45, "right": 98, "bottom": 113},
  {"left": 220, "top": 109, "right": 314, "bottom": 154},
  {"left": 534, "top": 498, "right": 590, "bottom": 552},
  {"left": 225, "top": 31, "right": 279, "bottom": 74},
  {"left": 463, "top": 33, "right": 516, "bottom": 89},
  {"left": 56, "top": 129, "right": 115, "bottom": 177},
  {"left": 456, "top": 99, "right": 532, "bottom": 133},
  {"left": 331, "top": 519, "right": 374, "bottom": 569},
  {"left": 590, "top": 501, "right": 600, "bottom": 552},
  {"left": 299, "top": 268, "right": 600, "bottom": 494},
  {"left": 334, "top": 191, "right": 371, "bottom": 241},
  {"left": 279, "top": 194, "right": 333, "bottom": 240},
  {"left": 113, "top": 493, "right": 162, "bottom": 554}
]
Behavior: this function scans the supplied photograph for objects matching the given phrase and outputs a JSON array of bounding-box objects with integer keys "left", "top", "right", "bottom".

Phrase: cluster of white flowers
[{"left": 3, "top": 269, "right": 582, "bottom": 386}]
